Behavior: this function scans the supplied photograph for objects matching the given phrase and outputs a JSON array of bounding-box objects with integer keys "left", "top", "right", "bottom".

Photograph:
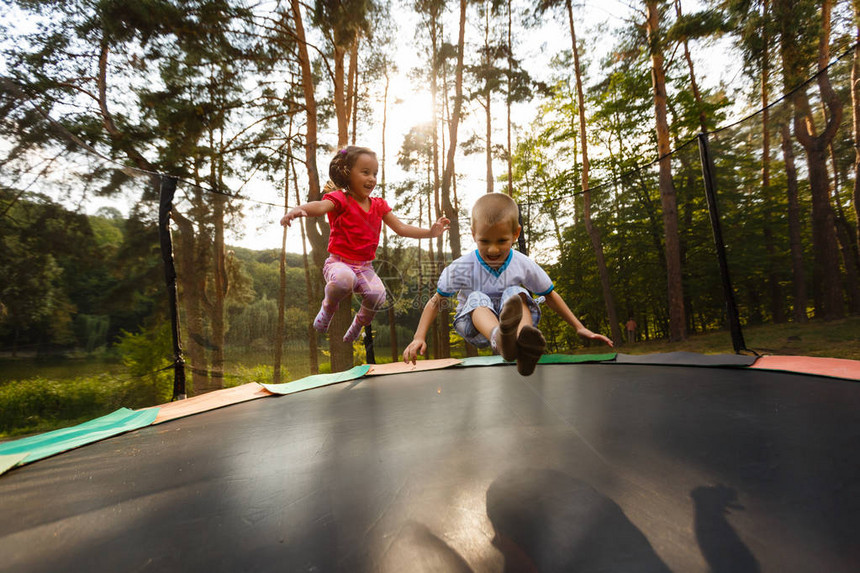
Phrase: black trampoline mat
[{"left": 1, "top": 364, "right": 858, "bottom": 572}]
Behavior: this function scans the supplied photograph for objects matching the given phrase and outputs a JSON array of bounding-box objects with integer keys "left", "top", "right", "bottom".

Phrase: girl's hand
[
  {"left": 403, "top": 338, "right": 427, "bottom": 364},
  {"left": 429, "top": 216, "right": 450, "bottom": 238},
  {"left": 577, "top": 327, "right": 614, "bottom": 348},
  {"left": 281, "top": 208, "right": 307, "bottom": 227}
]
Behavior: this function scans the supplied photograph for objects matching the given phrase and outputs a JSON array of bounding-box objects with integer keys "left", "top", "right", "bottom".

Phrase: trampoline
[{"left": 1, "top": 354, "right": 859, "bottom": 572}]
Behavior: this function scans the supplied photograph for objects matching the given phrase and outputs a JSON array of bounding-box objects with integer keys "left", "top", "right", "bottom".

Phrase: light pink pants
[{"left": 321, "top": 255, "right": 386, "bottom": 326}]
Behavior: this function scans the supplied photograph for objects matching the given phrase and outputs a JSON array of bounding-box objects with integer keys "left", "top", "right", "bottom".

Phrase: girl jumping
[{"left": 281, "top": 146, "right": 449, "bottom": 342}]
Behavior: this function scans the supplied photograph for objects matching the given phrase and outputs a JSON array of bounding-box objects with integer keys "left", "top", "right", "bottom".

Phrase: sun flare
[{"left": 385, "top": 74, "right": 436, "bottom": 128}]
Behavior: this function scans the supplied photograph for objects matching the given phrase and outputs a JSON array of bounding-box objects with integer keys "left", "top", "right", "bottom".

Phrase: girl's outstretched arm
[
  {"left": 383, "top": 212, "right": 450, "bottom": 239},
  {"left": 281, "top": 199, "right": 336, "bottom": 227}
]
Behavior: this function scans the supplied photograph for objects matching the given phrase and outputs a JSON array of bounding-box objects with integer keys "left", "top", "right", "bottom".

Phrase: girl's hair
[{"left": 328, "top": 146, "right": 376, "bottom": 189}]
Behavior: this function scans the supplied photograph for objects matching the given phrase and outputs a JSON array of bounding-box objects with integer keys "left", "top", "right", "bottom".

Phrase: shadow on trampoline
[
  {"left": 486, "top": 468, "right": 672, "bottom": 573},
  {"left": 692, "top": 485, "right": 760, "bottom": 573},
  {"left": 485, "top": 470, "right": 762, "bottom": 573},
  {"left": 375, "top": 468, "right": 762, "bottom": 573}
]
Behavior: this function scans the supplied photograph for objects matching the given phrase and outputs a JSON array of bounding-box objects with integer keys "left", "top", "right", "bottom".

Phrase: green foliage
[
  {"left": 227, "top": 296, "right": 274, "bottom": 347},
  {"left": 312, "top": 0, "right": 376, "bottom": 47},
  {"left": 0, "top": 196, "right": 163, "bottom": 352},
  {"left": 223, "top": 363, "right": 289, "bottom": 387},
  {"left": 74, "top": 314, "right": 110, "bottom": 354},
  {"left": 0, "top": 375, "right": 123, "bottom": 436},
  {"left": 115, "top": 322, "right": 173, "bottom": 405}
]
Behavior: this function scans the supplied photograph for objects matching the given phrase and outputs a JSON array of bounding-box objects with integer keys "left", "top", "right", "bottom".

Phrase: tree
[
  {"left": 774, "top": 0, "right": 844, "bottom": 320},
  {"left": 850, "top": 1, "right": 860, "bottom": 289},
  {"left": 722, "top": 0, "right": 786, "bottom": 322},
  {"left": 440, "top": 0, "right": 467, "bottom": 260},
  {"left": 645, "top": 0, "right": 686, "bottom": 341},
  {"left": 466, "top": 0, "right": 508, "bottom": 194},
  {"left": 412, "top": 0, "right": 450, "bottom": 357},
  {"left": 535, "top": 0, "right": 622, "bottom": 344},
  {"left": 312, "top": 0, "right": 379, "bottom": 370}
]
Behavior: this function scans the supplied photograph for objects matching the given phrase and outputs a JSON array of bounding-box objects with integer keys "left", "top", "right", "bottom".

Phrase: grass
[
  {"left": 616, "top": 316, "right": 860, "bottom": 360},
  {"left": 0, "top": 354, "right": 125, "bottom": 385}
]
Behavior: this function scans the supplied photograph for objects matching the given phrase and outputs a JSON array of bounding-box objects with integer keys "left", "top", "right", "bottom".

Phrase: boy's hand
[
  {"left": 403, "top": 338, "right": 427, "bottom": 364},
  {"left": 281, "top": 208, "right": 307, "bottom": 227},
  {"left": 429, "top": 217, "right": 450, "bottom": 238},
  {"left": 577, "top": 328, "right": 614, "bottom": 348}
]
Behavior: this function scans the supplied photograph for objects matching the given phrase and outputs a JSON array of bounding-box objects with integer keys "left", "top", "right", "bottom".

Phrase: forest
[{"left": 1, "top": 0, "right": 859, "bottom": 404}]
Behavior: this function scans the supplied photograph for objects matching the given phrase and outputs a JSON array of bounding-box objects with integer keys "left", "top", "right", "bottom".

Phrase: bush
[
  {"left": 0, "top": 375, "right": 124, "bottom": 436},
  {"left": 0, "top": 322, "right": 175, "bottom": 437},
  {"left": 115, "top": 322, "right": 173, "bottom": 406}
]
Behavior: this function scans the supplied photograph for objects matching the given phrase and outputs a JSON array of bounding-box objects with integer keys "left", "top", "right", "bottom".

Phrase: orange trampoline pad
[
  {"left": 366, "top": 358, "right": 462, "bottom": 376},
  {"left": 751, "top": 355, "right": 860, "bottom": 381},
  {"left": 149, "top": 382, "right": 274, "bottom": 424}
]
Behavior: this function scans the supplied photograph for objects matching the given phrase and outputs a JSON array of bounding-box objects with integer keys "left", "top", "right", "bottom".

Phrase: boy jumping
[{"left": 403, "top": 193, "right": 613, "bottom": 375}]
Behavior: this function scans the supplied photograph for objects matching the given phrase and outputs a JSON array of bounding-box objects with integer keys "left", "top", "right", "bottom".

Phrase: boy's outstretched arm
[
  {"left": 281, "top": 199, "right": 335, "bottom": 227},
  {"left": 544, "top": 290, "right": 614, "bottom": 347},
  {"left": 383, "top": 212, "right": 450, "bottom": 239},
  {"left": 403, "top": 293, "right": 444, "bottom": 363}
]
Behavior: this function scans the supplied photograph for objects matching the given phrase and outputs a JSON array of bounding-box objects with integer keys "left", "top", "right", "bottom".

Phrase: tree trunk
[
  {"left": 827, "top": 133, "right": 860, "bottom": 312},
  {"left": 441, "top": 0, "right": 468, "bottom": 356},
  {"left": 292, "top": 152, "right": 319, "bottom": 375},
  {"left": 759, "top": 0, "right": 784, "bottom": 323},
  {"left": 350, "top": 41, "right": 359, "bottom": 145},
  {"left": 851, "top": 13, "right": 860, "bottom": 284},
  {"left": 381, "top": 69, "right": 399, "bottom": 362},
  {"left": 800, "top": 138, "right": 843, "bottom": 319},
  {"left": 293, "top": 1, "right": 342, "bottom": 366},
  {"left": 788, "top": 0, "right": 843, "bottom": 320},
  {"left": 568, "top": 0, "right": 621, "bottom": 343},
  {"left": 829, "top": 133, "right": 860, "bottom": 308},
  {"left": 171, "top": 210, "right": 210, "bottom": 394},
  {"left": 329, "top": 36, "right": 357, "bottom": 370},
  {"left": 780, "top": 122, "right": 808, "bottom": 322},
  {"left": 646, "top": 0, "right": 686, "bottom": 341},
  {"left": 289, "top": 0, "right": 326, "bottom": 262},
  {"left": 440, "top": 0, "right": 466, "bottom": 260},
  {"left": 275, "top": 175, "right": 289, "bottom": 384},
  {"left": 210, "top": 174, "right": 226, "bottom": 390},
  {"left": 506, "top": 1, "right": 513, "bottom": 196},
  {"left": 835, "top": 205, "right": 860, "bottom": 312},
  {"left": 291, "top": 0, "right": 352, "bottom": 370},
  {"left": 483, "top": 6, "right": 494, "bottom": 194},
  {"left": 426, "top": 10, "right": 449, "bottom": 359}
]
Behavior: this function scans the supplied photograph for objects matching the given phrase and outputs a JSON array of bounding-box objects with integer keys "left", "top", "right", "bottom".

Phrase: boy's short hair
[{"left": 471, "top": 193, "right": 520, "bottom": 233}]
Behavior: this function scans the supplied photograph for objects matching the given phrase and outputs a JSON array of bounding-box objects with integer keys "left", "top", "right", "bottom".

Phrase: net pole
[
  {"left": 697, "top": 133, "right": 748, "bottom": 353},
  {"left": 158, "top": 175, "right": 187, "bottom": 399},
  {"left": 364, "top": 325, "right": 376, "bottom": 364}
]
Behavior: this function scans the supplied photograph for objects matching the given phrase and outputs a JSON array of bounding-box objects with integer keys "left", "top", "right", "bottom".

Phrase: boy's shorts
[{"left": 452, "top": 286, "right": 544, "bottom": 348}]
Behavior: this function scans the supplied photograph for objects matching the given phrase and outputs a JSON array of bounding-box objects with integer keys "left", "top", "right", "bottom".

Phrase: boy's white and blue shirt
[{"left": 436, "top": 249, "right": 554, "bottom": 314}]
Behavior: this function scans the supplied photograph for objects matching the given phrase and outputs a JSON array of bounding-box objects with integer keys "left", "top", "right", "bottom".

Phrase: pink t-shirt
[{"left": 323, "top": 190, "right": 392, "bottom": 261}]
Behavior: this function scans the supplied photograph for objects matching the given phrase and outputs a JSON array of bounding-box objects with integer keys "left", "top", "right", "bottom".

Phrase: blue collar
[{"left": 475, "top": 249, "right": 513, "bottom": 277}]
